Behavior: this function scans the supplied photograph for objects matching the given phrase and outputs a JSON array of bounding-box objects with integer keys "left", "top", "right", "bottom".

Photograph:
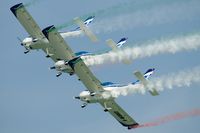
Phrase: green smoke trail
[
  {"left": 24, "top": 0, "right": 43, "bottom": 7},
  {"left": 55, "top": 1, "right": 137, "bottom": 31},
  {"left": 55, "top": 0, "right": 180, "bottom": 31}
]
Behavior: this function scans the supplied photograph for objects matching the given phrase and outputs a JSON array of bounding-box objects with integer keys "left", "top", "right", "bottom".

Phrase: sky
[{"left": 0, "top": 0, "right": 200, "bottom": 133}]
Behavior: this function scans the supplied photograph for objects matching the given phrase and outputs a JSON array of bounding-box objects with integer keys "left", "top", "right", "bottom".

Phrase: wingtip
[
  {"left": 10, "top": 3, "right": 23, "bottom": 17},
  {"left": 128, "top": 123, "right": 139, "bottom": 130},
  {"left": 42, "top": 25, "right": 55, "bottom": 38}
]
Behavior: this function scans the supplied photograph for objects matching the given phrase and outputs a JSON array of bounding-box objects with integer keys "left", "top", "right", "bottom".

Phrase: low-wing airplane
[
  {"left": 75, "top": 68, "right": 159, "bottom": 108},
  {"left": 10, "top": 3, "right": 96, "bottom": 54},
  {"left": 50, "top": 37, "right": 128, "bottom": 77},
  {"left": 10, "top": 3, "right": 98, "bottom": 76}
]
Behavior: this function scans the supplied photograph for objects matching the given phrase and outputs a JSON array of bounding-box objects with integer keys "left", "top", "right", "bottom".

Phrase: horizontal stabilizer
[
  {"left": 134, "top": 71, "right": 159, "bottom": 96},
  {"left": 106, "top": 39, "right": 131, "bottom": 64},
  {"left": 74, "top": 17, "right": 98, "bottom": 42},
  {"left": 106, "top": 39, "right": 119, "bottom": 51}
]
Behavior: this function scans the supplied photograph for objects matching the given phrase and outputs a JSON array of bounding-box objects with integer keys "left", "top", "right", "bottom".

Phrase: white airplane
[
  {"left": 11, "top": 3, "right": 159, "bottom": 129},
  {"left": 75, "top": 68, "right": 159, "bottom": 108},
  {"left": 10, "top": 3, "right": 98, "bottom": 76},
  {"left": 11, "top": 3, "right": 96, "bottom": 55},
  {"left": 49, "top": 37, "right": 128, "bottom": 77}
]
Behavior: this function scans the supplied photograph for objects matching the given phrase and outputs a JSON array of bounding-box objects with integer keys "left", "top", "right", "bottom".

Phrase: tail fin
[
  {"left": 84, "top": 16, "right": 95, "bottom": 26},
  {"left": 116, "top": 37, "right": 128, "bottom": 48},
  {"left": 143, "top": 68, "right": 155, "bottom": 80},
  {"left": 106, "top": 37, "right": 128, "bottom": 50}
]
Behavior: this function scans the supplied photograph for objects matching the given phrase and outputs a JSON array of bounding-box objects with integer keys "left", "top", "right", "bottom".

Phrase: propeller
[
  {"left": 17, "top": 37, "right": 30, "bottom": 54},
  {"left": 17, "top": 37, "right": 23, "bottom": 46}
]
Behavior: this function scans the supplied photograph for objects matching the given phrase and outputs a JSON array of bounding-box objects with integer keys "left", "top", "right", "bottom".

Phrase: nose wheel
[
  {"left": 81, "top": 103, "right": 87, "bottom": 108},
  {"left": 56, "top": 72, "right": 62, "bottom": 77}
]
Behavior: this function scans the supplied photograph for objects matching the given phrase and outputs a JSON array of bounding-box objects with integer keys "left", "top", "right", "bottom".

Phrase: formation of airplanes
[{"left": 10, "top": 3, "right": 159, "bottom": 129}]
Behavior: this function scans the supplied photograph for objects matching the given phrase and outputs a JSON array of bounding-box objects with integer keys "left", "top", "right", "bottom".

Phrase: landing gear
[
  {"left": 103, "top": 103, "right": 112, "bottom": 112},
  {"left": 74, "top": 96, "right": 80, "bottom": 99},
  {"left": 81, "top": 103, "right": 87, "bottom": 108},
  {"left": 56, "top": 72, "right": 62, "bottom": 77},
  {"left": 104, "top": 109, "right": 109, "bottom": 112},
  {"left": 49, "top": 66, "right": 55, "bottom": 70},
  {"left": 24, "top": 50, "right": 30, "bottom": 54},
  {"left": 46, "top": 54, "right": 51, "bottom": 58}
]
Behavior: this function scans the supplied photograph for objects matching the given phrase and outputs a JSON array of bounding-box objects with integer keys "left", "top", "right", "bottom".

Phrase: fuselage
[
  {"left": 78, "top": 82, "right": 137, "bottom": 103},
  {"left": 78, "top": 68, "right": 155, "bottom": 104},
  {"left": 21, "top": 36, "right": 48, "bottom": 51}
]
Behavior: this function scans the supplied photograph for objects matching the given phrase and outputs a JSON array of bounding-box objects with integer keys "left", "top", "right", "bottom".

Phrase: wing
[
  {"left": 134, "top": 71, "right": 159, "bottom": 96},
  {"left": 99, "top": 100, "right": 139, "bottom": 129},
  {"left": 10, "top": 3, "right": 45, "bottom": 39},
  {"left": 67, "top": 56, "right": 138, "bottom": 128},
  {"left": 42, "top": 25, "right": 75, "bottom": 62},
  {"left": 68, "top": 57, "right": 104, "bottom": 92}
]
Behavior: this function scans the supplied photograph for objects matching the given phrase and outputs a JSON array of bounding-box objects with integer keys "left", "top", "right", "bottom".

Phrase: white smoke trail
[
  {"left": 60, "top": 31, "right": 82, "bottom": 38},
  {"left": 91, "top": 0, "right": 200, "bottom": 33},
  {"left": 83, "top": 33, "right": 200, "bottom": 66},
  {"left": 109, "top": 66, "right": 200, "bottom": 98}
]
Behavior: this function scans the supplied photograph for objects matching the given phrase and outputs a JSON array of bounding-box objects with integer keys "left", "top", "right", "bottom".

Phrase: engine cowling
[{"left": 51, "top": 60, "right": 74, "bottom": 75}]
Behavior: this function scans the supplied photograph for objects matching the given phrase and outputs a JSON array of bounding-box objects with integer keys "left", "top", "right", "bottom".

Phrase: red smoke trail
[{"left": 130, "top": 108, "right": 200, "bottom": 129}]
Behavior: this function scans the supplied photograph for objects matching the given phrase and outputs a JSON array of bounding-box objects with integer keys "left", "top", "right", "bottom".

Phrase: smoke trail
[
  {"left": 24, "top": 0, "right": 42, "bottom": 7},
  {"left": 91, "top": 0, "right": 200, "bottom": 33},
  {"left": 151, "top": 66, "right": 200, "bottom": 91},
  {"left": 56, "top": 1, "right": 136, "bottom": 30},
  {"left": 130, "top": 108, "right": 200, "bottom": 129},
  {"left": 83, "top": 33, "right": 200, "bottom": 66},
  {"left": 108, "top": 66, "right": 200, "bottom": 98},
  {"left": 60, "top": 31, "right": 82, "bottom": 38}
]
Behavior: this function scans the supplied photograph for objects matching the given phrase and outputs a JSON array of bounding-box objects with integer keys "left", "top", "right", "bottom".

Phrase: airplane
[
  {"left": 50, "top": 37, "right": 128, "bottom": 77},
  {"left": 11, "top": 3, "right": 96, "bottom": 55},
  {"left": 10, "top": 3, "right": 97, "bottom": 76},
  {"left": 74, "top": 68, "right": 159, "bottom": 108}
]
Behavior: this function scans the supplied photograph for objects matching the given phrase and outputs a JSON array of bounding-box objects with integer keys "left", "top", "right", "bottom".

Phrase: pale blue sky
[{"left": 0, "top": 0, "right": 200, "bottom": 133}]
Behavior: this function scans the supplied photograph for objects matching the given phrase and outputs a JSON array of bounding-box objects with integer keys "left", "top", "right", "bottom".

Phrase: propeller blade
[{"left": 17, "top": 37, "right": 23, "bottom": 46}]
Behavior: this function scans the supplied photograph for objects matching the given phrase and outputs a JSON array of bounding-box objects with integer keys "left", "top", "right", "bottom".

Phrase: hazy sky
[{"left": 1, "top": 0, "right": 200, "bottom": 133}]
